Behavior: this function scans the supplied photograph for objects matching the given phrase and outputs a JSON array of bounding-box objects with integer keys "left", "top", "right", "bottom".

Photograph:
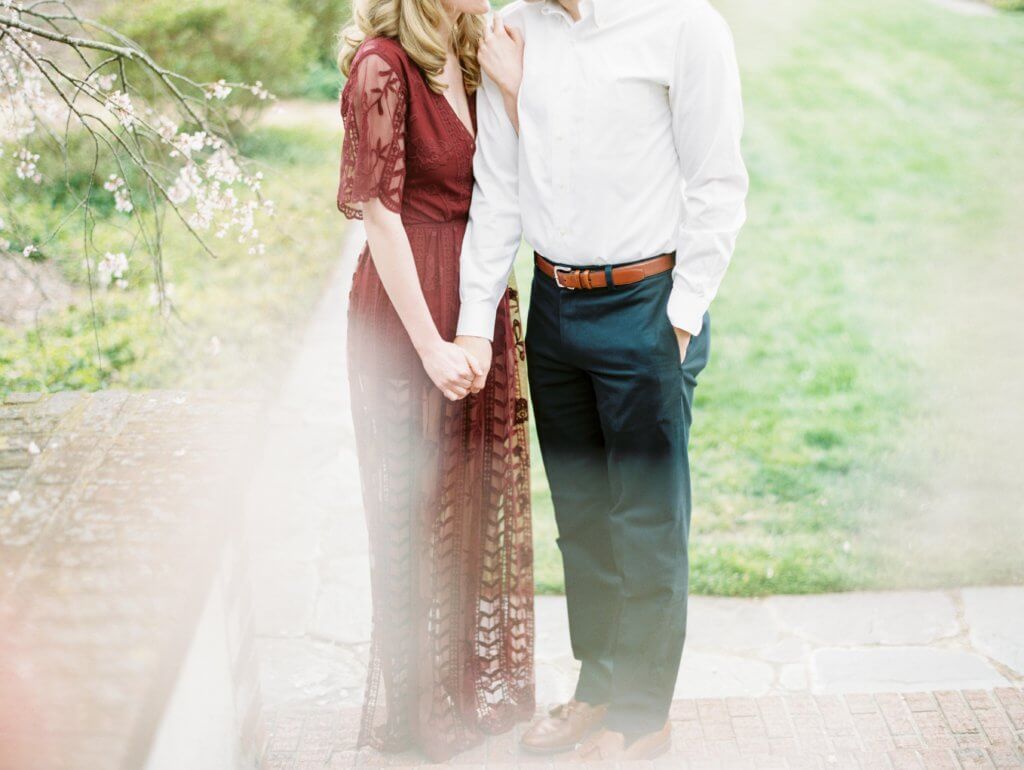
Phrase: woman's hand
[
  {"left": 419, "top": 339, "right": 483, "bottom": 401},
  {"left": 479, "top": 15, "right": 524, "bottom": 102}
]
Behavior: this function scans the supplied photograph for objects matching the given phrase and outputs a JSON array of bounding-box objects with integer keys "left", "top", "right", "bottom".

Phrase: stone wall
[{"left": 0, "top": 390, "right": 266, "bottom": 770}]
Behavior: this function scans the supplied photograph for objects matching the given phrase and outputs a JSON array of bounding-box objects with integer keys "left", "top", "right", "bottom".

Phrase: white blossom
[
  {"left": 205, "top": 148, "right": 241, "bottom": 184},
  {"left": 106, "top": 90, "right": 136, "bottom": 129},
  {"left": 104, "top": 175, "right": 133, "bottom": 213},
  {"left": 170, "top": 131, "right": 208, "bottom": 160},
  {"left": 249, "top": 80, "right": 272, "bottom": 101},
  {"left": 205, "top": 79, "right": 232, "bottom": 100},
  {"left": 0, "top": 17, "right": 273, "bottom": 271},
  {"left": 96, "top": 251, "right": 129, "bottom": 288},
  {"left": 154, "top": 115, "right": 179, "bottom": 143},
  {"left": 148, "top": 281, "right": 176, "bottom": 307},
  {"left": 14, "top": 148, "right": 41, "bottom": 183},
  {"left": 168, "top": 164, "right": 202, "bottom": 205}
]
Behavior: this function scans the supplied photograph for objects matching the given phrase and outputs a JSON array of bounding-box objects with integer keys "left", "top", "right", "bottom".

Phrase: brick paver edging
[{"left": 261, "top": 687, "right": 1024, "bottom": 769}]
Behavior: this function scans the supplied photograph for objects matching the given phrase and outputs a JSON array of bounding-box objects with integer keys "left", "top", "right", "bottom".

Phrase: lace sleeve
[{"left": 337, "top": 51, "right": 408, "bottom": 219}]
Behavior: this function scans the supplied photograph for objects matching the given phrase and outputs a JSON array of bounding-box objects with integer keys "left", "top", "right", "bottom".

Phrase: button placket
[
  {"left": 555, "top": 28, "right": 586, "bottom": 246},
  {"left": 552, "top": 33, "right": 573, "bottom": 244}
]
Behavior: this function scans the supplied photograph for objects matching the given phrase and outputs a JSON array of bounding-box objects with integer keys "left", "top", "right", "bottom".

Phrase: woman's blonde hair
[{"left": 338, "top": 0, "right": 486, "bottom": 95}]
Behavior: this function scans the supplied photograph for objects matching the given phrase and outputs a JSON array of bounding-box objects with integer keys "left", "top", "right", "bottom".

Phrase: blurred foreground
[{"left": 2, "top": 226, "right": 1022, "bottom": 769}]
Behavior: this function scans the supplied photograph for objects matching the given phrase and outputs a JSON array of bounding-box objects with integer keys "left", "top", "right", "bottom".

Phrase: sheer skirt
[{"left": 347, "top": 222, "right": 534, "bottom": 762}]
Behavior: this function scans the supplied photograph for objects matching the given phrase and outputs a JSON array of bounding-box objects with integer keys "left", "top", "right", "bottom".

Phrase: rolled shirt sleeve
[
  {"left": 668, "top": 1, "right": 749, "bottom": 336},
  {"left": 456, "top": 69, "right": 523, "bottom": 341}
]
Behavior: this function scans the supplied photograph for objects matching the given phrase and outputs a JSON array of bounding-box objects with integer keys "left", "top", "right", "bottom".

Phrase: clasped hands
[
  {"left": 418, "top": 336, "right": 491, "bottom": 402},
  {"left": 424, "top": 329, "right": 691, "bottom": 402}
]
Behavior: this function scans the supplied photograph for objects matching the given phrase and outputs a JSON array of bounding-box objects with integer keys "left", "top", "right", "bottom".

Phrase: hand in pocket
[{"left": 673, "top": 327, "right": 692, "bottom": 364}]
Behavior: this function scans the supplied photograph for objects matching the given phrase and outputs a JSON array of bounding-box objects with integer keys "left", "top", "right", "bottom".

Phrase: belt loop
[{"left": 604, "top": 265, "right": 614, "bottom": 289}]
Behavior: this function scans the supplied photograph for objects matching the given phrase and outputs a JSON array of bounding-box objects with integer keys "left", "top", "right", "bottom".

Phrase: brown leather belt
[{"left": 535, "top": 252, "right": 675, "bottom": 291}]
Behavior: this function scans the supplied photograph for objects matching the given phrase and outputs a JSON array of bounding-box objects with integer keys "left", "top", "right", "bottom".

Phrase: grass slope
[{"left": 523, "top": 0, "right": 1024, "bottom": 595}]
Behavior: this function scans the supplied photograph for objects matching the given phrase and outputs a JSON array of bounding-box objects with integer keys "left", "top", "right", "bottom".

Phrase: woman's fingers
[
  {"left": 462, "top": 350, "right": 486, "bottom": 394},
  {"left": 506, "top": 24, "right": 523, "bottom": 46},
  {"left": 443, "top": 381, "right": 469, "bottom": 401},
  {"left": 492, "top": 13, "right": 503, "bottom": 36},
  {"left": 463, "top": 350, "right": 484, "bottom": 378},
  {"left": 447, "top": 369, "right": 473, "bottom": 389}
]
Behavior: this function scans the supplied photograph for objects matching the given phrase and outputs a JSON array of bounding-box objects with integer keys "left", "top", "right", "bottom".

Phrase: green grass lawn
[
  {"left": 1, "top": 120, "right": 345, "bottom": 394},
  {"left": 522, "top": 0, "right": 1024, "bottom": 595}
]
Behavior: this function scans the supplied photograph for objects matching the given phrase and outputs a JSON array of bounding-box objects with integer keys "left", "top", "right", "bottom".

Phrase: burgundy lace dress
[{"left": 337, "top": 37, "right": 535, "bottom": 761}]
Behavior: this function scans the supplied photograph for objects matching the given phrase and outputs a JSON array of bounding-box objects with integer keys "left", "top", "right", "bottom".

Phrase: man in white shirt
[{"left": 455, "top": 0, "right": 748, "bottom": 759}]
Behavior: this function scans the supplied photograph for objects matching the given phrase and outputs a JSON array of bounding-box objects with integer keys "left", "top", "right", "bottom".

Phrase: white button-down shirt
[{"left": 457, "top": 0, "right": 748, "bottom": 339}]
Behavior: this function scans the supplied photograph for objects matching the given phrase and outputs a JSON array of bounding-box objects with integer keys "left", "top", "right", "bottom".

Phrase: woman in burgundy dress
[{"left": 336, "top": 0, "right": 533, "bottom": 761}]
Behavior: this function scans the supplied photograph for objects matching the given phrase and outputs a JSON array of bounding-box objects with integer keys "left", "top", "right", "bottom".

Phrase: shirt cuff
[
  {"left": 667, "top": 281, "right": 708, "bottom": 336},
  {"left": 456, "top": 299, "right": 500, "bottom": 341}
]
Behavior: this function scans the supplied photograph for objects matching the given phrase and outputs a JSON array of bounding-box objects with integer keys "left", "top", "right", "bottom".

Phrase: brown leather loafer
[
  {"left": 573, "top": 722, "right": 672, "bottom": 762},
  {"left": 520, "top": 699, "right": 609, "bottom": 754}
]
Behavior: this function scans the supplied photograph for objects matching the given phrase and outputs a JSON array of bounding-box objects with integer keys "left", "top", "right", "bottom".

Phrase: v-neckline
[{"left": 434, "top": 81, "right": 476, "bottom": 143}]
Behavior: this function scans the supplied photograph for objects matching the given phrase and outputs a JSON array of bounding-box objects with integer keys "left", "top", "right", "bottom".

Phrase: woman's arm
[
  {"left": 363, "top": 199, "right": 480, "bottom": 401},
  {"left": 479, "top": 15, "right": 524, "bottom": 134},
  {"left": 339, "top": 50, "right": 479, "bottom": 400}
]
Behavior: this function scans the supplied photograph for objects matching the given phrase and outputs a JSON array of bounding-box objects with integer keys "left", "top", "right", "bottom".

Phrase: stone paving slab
[
  {"left": 962, "top": 588, "right": 1024, "bottom": 677},
  {"left": 260, "top": 687, "right": 1024, "bottom": 768},
  {"left": 532, "top": 587, "right": 1024, "bottom": 705}
]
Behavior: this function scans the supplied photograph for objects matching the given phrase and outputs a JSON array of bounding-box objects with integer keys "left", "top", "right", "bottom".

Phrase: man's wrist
[
  {"left": 454, "top": 334, "right": 490, "bottom": 345},
  {"left": 667, "top": 283, "right": 707, "bottom": 337},
  {"left": 455, "top": 335, "right": 493, "bottom": 369},
  {"left": 456, "top": 302, "right": 498, "bottom": 341}
]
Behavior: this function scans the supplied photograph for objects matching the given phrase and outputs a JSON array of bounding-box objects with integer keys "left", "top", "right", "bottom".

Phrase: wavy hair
[{"left": 338, "top": 0, "right": 486, "bottom": 95}]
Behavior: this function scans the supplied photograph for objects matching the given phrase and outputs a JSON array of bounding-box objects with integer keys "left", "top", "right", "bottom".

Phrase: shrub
[
  {"left": 288, "top": 0, "right": 350, "bottom": 64},
  {"left": 300, "top": 59, "right": 345, "bottom": 101},
  {"left": 103, "top": 0, "right": 314, "bottom": 98}
]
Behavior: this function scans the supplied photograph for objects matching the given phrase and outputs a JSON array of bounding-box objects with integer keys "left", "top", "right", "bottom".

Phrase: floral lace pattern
[{"left": 338, "top": 52, "right": 407, "bottom": 218}]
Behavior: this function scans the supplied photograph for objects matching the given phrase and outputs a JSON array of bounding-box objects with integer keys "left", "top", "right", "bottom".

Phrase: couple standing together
[{"left": 337, "top": 0, "right": 747, "bottom": 762}]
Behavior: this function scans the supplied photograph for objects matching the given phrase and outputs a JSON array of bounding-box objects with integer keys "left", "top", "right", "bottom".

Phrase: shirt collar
[{"left": 533, "top": 0, "right": 620, "bottom": 28}]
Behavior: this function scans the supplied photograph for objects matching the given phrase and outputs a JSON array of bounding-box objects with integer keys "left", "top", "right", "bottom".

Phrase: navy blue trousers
[{"left": 526, "top": 262, "right": 710, "bottom": 737}]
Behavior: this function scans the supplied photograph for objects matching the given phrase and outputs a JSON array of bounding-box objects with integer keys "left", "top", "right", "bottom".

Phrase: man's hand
[
  {"left": 674, "top": 327, "right": 692, "bottom": 364},
  {"left": 418, "top": 339, "right": 480, "bottom": 401},
  {"left": 454, "top": 335, "right": 493, "bottom": 394}
]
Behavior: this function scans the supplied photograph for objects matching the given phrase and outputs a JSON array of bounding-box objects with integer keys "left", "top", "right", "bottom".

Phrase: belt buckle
[{"left": 553, "top": 264, "right": 576, "bottom": 290}]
